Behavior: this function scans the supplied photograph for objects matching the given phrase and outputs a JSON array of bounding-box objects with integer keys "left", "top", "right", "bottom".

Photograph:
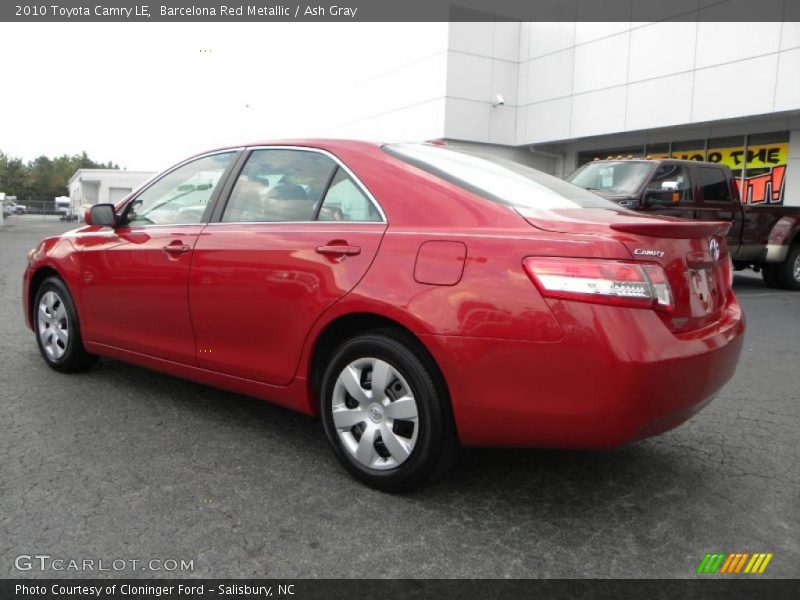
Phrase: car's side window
[
  {"left": 317, "top": 168, "right": 382, "bottom": 222},
  {"left": 125, "top": 152, "right": 236, "bottom": 226},
  {"left": 647, "top": 164, "right": 693, "bottom": 202},
  {"left": 222, "top": 150, "right": 337, "bottom": 222},
  {"left": 698, "top": 167, "right": 732, "bottom": 203}
]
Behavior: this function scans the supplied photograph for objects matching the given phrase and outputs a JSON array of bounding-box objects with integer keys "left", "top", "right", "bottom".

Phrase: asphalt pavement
[{"left": 1, "top": 217, "right": 798, "bottom": 578}]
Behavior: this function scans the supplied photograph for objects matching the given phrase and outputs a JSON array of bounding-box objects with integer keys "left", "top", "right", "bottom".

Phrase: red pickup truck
[{"left": 567, "top": 158, "right": 800, "bottom": 290}]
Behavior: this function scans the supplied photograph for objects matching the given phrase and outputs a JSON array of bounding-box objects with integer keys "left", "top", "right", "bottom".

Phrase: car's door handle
[
  {"left": 315, "top": 244, "right": 361, "bottom": 257},
  {"left": 163, "top": 242, "right": 191, "bottom": 254}
]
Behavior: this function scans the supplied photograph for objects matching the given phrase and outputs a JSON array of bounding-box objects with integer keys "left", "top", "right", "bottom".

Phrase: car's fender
[
  {"left": 24, "top": 237, "right": 83, "bottom": 329},
  {"left": 765, "top": 215, "right": 800, "bottom": 263}
]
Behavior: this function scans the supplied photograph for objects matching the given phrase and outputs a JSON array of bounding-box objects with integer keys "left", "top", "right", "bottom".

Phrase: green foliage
[{"left": 0, "top": 150, "right": 120, "bottom": 199}]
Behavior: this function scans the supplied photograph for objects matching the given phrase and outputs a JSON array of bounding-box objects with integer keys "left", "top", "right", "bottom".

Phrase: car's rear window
[{"left": 384, "top": 143, "right": 619, "bottom": 210}]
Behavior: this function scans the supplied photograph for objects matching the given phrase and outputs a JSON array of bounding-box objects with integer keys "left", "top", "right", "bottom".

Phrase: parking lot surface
[{"left": 1, "top": 218, "right": 798, "bottom": 578}]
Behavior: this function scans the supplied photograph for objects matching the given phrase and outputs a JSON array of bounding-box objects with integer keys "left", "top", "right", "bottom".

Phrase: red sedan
[{"left": 23, "top": 141, "right": 744, "bottom": 491}]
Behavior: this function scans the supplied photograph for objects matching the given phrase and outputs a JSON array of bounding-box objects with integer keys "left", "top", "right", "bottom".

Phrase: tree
[
  {"left": 0, "top": 150, "right": 121, "bottom": 199},
  {"left": 0, "top": 154, "right": 30, "bottom": 197}
]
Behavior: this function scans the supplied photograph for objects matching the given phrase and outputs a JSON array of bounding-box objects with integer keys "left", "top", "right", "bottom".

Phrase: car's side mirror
[
  {"left": 86, "top": 204, "right": 117, "bottom": 227},
  {"left": 643, "top": 189, "right": 680, "bottom": 208}
]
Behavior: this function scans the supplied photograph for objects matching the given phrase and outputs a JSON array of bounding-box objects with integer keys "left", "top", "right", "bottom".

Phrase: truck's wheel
[{"left": 777, "top": 243, "right": 800, "bottom": 290}]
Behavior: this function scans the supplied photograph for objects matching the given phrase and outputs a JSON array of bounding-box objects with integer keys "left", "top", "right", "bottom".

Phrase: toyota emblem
[{"left": 709, "top": 238, "right": 720, "bottom": 262}]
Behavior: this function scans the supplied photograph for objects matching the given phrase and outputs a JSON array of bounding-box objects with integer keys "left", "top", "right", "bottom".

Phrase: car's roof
[
  {"left": 207, "top": 139, "right": 385, "bottom": 153},
  {"left": 176, "top": 139, "right": 389, "bottom": 167},
  {"left": 587, "top": 158, "right": 730, "bottom": 169}
]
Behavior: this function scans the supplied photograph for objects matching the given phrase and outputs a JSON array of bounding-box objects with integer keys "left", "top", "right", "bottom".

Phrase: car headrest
[{"left": 265, "top": 183, "right": 308, "bottom": 201}]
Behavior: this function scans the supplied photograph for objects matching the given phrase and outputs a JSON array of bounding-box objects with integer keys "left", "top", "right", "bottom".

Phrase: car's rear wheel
[
  {"left": 320, "top": 330, "right": 459, "bottom": 492},
  {"left": 34, "top": 276, "right": 98, "bottom": 372},
  {"left": 777, "top": 243, "right": 800, "bottom": 290}
]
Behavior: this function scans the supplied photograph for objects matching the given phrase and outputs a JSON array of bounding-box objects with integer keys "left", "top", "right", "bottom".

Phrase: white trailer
[{"left": 55, "top": 196, "right": 78, "bottom": 221}]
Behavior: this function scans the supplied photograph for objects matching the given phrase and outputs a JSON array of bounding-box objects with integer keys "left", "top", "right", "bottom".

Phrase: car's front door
[
  {"left": 77, "top": 151, "right": 238, "bottom": 364},
  {"left": 188, "top": 147, "right": 387, "bottom": 385}
]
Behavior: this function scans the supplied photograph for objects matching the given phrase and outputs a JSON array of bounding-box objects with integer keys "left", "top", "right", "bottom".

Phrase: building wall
[
  {"left": 787, "top": 129, "right": 800, "bottom": 206},
  {"left": 440, "top": 15, "right": 800, "bottom": 205},
  {"left": 442, "top": 139, "right": 558, "bottom": 173},
  {"left": 439, "top": 12, "right": 800, "bottom": 147},
  {"left": 518, "top": 14, "right": 800, "bottom": 144},
  {"left": 444, "top": 21, "right": 520, "bottom": 145}
]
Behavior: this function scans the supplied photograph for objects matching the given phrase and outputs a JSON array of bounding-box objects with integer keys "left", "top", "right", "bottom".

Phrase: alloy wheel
[
  {"left": 37, "top": 290, "right": 69, "bottom": 360},
  {"left": 794, "top": 254, "right": 800, "bottom": 284}
]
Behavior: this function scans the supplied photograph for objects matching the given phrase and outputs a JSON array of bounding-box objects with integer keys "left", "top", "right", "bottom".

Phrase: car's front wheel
[
  {"left": 34, "top": 276, "right": 98, "bottom": 372},
  {"left": 320, "top": 330, "right": 459, "bottom": 492}
]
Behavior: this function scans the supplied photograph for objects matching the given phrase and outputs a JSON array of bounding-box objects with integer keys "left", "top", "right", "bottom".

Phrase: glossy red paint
[
  {"left": 188, "top": 222, "right": 386, "bottom": 385},
  {"left": 23, "top": 140, "right": 745, "bottom": 448},
  {"left": 76, "top": 225, "right": 205, "bottom": 363},
  {"left": 413, "top": 240, "right": 467, "bottom": 286}
]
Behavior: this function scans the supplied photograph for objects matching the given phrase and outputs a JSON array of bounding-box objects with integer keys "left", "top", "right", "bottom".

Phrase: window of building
[
  {"left": 705, "top": 136, "right": 745, "bottom": 178},
  {"left": 741, "top": 132, "right": 789, "bottom": 204},
  {"left": 670, "top": 140, "right": 705, "bottom": 162},
  {"left": 644, "top": 143, "right": 669, "bottom": 159}
]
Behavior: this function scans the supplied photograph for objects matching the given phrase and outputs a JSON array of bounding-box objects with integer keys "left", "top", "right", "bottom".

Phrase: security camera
[{"left": 492, "top": 94, "right": 505, "bottom": 107}]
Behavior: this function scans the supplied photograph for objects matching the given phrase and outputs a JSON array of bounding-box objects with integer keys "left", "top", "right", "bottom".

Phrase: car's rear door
[
  {"left": 694, "top": 165, "right": 743, "bottom": 257},
  {"left": 77, "top": 150, "right": 239, "bottom": 364},
  {"left": 188, "top": 147, "right": 387, "bottom": 385}
]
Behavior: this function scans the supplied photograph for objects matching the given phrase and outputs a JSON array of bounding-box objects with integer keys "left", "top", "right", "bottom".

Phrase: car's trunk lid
[{"left": 519, "top": 208, "right": 733, "bottom": 332}]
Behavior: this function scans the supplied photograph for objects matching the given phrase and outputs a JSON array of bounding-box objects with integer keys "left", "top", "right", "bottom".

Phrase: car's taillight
[{"left": 522, "top": 257, "right": 674, "bottom": 312}]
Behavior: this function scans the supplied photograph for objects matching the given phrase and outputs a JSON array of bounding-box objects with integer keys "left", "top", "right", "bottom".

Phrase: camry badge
[
  {"left": 633, "top": 249, "right": 665, "bottom": 258},
  {"left": 710, "top": 238, "right": 720, "bottom": 262}
]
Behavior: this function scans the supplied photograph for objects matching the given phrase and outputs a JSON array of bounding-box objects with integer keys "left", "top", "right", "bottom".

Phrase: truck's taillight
[{"left": 523, "top": 257, "right": 674, "bottom": 312}]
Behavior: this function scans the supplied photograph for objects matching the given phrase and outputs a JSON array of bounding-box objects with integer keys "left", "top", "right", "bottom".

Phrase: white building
[
  {"left": 332, "top": 18, "right": 800, "bottom": 207},
  {"left": 68, "top": 169, "right": 157, "bottom": 207}
]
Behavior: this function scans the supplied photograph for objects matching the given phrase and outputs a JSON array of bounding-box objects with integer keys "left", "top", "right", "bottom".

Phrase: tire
[
  {"left": 776, "top": 243, "right": 800, "bottom": 290},
  {"left": 762, "top": 264, "right": 782, "bottom": 288},
  {"left": 320, "top": 329, "right": 459, "bottom": 492},
  {"left": 33, "top": 276, "right": 98, "bottom": 373}
]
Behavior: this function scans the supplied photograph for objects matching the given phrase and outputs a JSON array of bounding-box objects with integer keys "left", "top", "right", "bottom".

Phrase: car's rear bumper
[{"left": 421, "top": 294, "right": 744, "bottom": 448}]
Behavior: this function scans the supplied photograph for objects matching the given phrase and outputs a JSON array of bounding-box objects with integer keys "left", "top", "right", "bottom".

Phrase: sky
[{"left": 0, "top": 22, "right": 447, "bottom": 171}]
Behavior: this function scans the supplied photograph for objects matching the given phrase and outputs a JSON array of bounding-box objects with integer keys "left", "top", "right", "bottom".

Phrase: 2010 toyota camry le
[{"left": 23, "top": 140, "right": 745, "bottom": 491}]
